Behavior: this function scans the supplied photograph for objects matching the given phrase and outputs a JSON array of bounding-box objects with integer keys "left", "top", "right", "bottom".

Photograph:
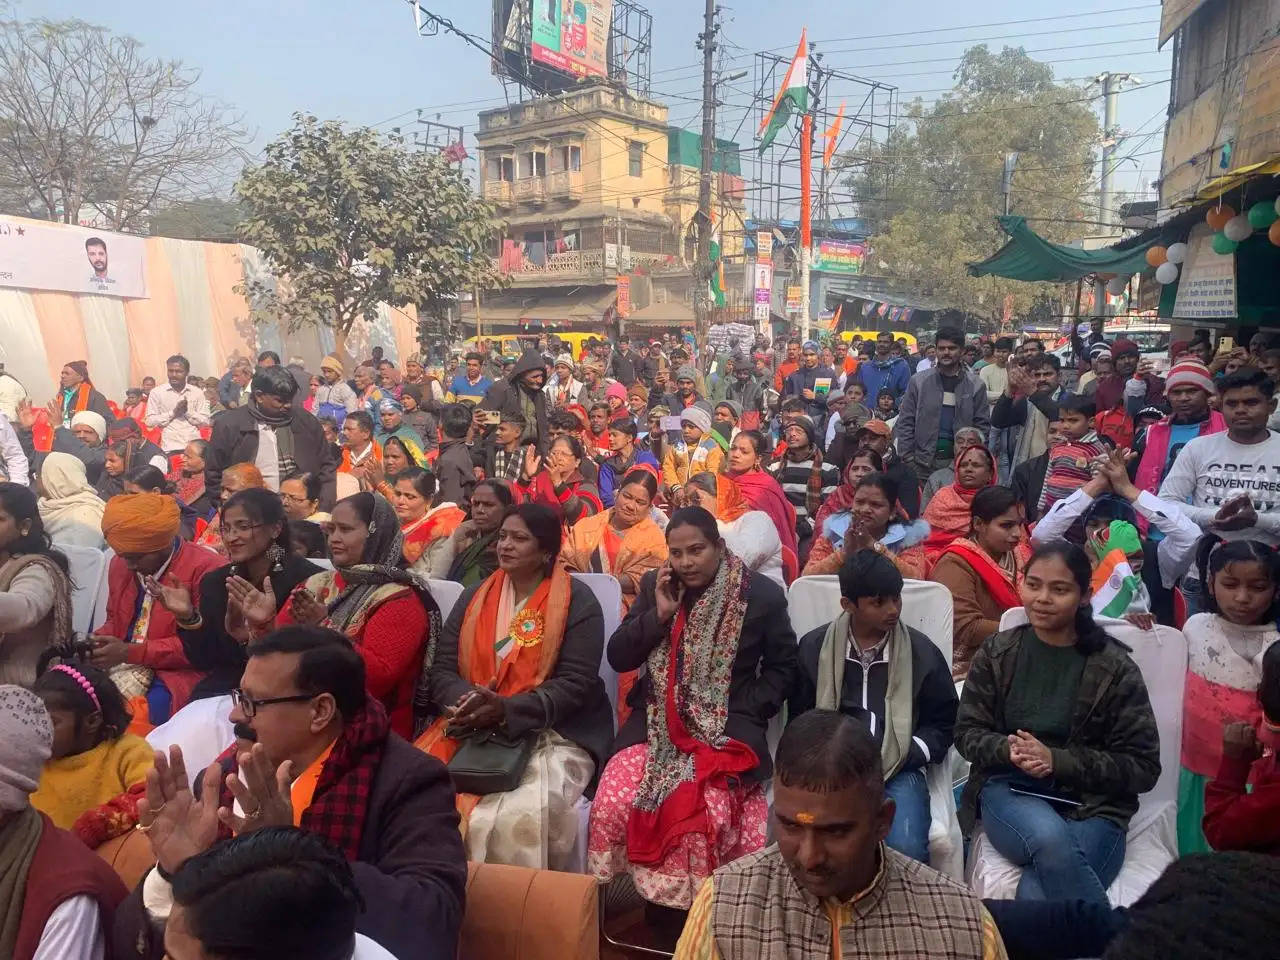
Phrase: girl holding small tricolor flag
[{"left": 1177, "top": 538, "right": 1280, "bottom": 855}]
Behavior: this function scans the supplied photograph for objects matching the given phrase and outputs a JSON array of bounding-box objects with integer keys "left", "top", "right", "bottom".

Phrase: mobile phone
[
  {"left": 478, "top": 410, "right": 500, "bottom": 426},
  {"left": 660, "top": 416, "right": 682, "bottom": 432},
  {"left": 1218, "top": 336, "right": 1235, "bottom": 353}
]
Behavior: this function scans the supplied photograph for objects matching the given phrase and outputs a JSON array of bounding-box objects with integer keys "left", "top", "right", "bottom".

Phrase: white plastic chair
[
  {"left": 145, "top": 694, "right": 237, "bottom": 789},
  {"left": 91, "top": 547, "right": 115, "bottom": 631},
  {"left": 565, "top": 572, "right": 624, "bottom": 873},
  {"left": 785, "top": 576, "right": 965, "bottom": 880},
  {"left": 424, "top": 578, "right": 464, "bottom": 621},
  {"left": 56, "top": 543, "right": 108, "bottom": 635},
  {"left": 965, "top": 608, "right": 1186, "bottom": 906}
]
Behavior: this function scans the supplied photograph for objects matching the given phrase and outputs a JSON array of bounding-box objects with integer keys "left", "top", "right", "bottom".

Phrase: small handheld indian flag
[
  {"left": 708, "top": 210, "right": 726, "bottom": 308},
  {"left": 1088, "top": 521, "right": 1146, "bottom": 618},
  {"left": 758, "top": 30, "right": 809, "bottom": 154}
]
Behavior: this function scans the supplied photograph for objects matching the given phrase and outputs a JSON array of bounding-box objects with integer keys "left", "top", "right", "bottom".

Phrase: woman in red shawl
[
  {"left": 725, "top": 430, "right": 798, "bottom": 582},
  {"left": 921, "top": 444, "right": 997, "bottom": 570},
  {"left": 812, "top": 448, "right": 883, "bottom": 542}
]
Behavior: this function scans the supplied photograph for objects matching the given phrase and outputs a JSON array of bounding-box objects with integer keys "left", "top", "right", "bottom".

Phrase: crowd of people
[{"left": 0, "top": 321, "right": 1276, "bottom": 959}]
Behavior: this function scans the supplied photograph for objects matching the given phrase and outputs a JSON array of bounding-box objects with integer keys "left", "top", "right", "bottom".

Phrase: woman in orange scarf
[
  {"left": 417, "top": 503, "right": 613, "bottom": 870},
  {"left": 930, "top": 486, "right": 1030, "bottom": 680},
  {"left": 561, "top": 468, "right": 666, "bottom": 611},
  {"left": 681, "top": 472, "right": 785, "bottom": 586},
  {"left": 392, "top": 466, "right": 465, "bottom": 577},
  {"left": 921, "top": 444, "right": 996, "bottom": 571}
]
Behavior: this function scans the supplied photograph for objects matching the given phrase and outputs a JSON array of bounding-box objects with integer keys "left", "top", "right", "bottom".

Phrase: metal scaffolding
[{"left": 749, "top": 50, "right": 897, "bottom": 230}]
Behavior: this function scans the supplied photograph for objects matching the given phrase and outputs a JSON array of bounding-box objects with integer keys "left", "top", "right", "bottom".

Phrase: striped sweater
[
  {"left": 768, "top": 456, "right": 839, "bottom": 538},
  {"left": 1037, "top": 432, "right": 1108, "bottom": 517}
]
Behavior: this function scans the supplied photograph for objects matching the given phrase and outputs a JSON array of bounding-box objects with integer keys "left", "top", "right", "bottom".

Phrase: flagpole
[{"left": 800, "top": 112, "right": 813, "bottom": 342}]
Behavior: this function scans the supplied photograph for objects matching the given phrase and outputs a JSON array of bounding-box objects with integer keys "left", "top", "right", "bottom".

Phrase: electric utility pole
[
  {"left": 694, "top": 0, "right": 720, "bottom": 352},
  {"left": 1092, "top": 71, "right": 1130, "bottom": 319}
]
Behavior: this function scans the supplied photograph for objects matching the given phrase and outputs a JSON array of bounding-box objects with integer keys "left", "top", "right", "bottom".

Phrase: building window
[
  {"left": 628, "top": 141, "right": 644, "bottom": 177},
  {"left": 486, "top": 155, "right": 514, "bottom": 182},
  {"left": 555, "top": 144, "right": 581, "bottom": 172},
  {"left": 518, "top": 151, "right": 546, "bottom": 179}
]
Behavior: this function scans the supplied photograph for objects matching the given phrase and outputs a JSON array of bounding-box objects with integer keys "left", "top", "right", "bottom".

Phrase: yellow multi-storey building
[{"left": 470, "top": 83, "right": 745, "bottom": 338}]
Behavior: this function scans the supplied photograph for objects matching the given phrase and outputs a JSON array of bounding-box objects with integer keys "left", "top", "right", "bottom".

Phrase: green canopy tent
[{"left": 968, "top": 215, "right": 1168, "bottom": 282}]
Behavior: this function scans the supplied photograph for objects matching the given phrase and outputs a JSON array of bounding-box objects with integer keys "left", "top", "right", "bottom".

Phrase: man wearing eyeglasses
[{"left": 122, "top": 625, "right": 467, "bottom": 960}]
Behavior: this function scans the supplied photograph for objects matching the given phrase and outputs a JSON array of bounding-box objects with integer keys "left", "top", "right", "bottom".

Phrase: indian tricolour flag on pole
[
  {"left": 758, "top": 30, "right": 808, "bottom": 153},
  {"left": 708, "top": 210, "right": 726, "bottom": 308}
]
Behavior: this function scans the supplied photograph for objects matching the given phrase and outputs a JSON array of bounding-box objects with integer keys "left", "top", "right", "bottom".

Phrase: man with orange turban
[{"left": 89, "top": 493, "right": 224, "bottom": 727}]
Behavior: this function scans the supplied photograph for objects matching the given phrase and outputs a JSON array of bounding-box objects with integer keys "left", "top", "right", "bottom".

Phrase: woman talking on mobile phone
[
  {"left": 587, "top": 506, "right": 797, "bottom": 926},
  {"left": 955, "top": 541, "right": 1161, "bottom": 903}
]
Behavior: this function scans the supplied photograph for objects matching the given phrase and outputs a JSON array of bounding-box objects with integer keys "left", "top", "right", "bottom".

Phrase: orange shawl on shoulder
[{"left": 415, "top": 564, "right": 572, "bottom": 767}]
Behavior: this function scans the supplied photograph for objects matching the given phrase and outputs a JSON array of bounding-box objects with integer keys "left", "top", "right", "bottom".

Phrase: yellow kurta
[{"left": 32, "top": 734, "right": 155, "bottom": 829}]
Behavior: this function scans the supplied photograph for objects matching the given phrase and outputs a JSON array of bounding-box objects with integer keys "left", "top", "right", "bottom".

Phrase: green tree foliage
[
  {"left": 148, "top": 197, "right": 243, "bottom": 240},
  {"left": 844, "top": 46, "right": 1101, "bottom": 326},
  {"left": 236, "top": 114, "right": 504, "bottom": 358}
]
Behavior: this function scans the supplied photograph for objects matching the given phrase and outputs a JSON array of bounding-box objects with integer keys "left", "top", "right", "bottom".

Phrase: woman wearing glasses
[{"left": 149, "top": 487, "right": 321, "bottom": 701}]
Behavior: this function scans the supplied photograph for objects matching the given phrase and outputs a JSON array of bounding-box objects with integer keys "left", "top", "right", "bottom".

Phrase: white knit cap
[
  {"left": 70, "top": 410, "right": 107, "bottom": 443},
  {"left": 0, "top": 686, "right": 52, "bottom": 812}
]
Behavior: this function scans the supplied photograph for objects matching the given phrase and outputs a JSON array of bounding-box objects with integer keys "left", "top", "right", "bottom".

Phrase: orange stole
[
  {"left": 414, "top": 564, "right": 572, "bottom": 821},
  {"left": 402, "top": 507, "right": 464, "bottom": 565}
]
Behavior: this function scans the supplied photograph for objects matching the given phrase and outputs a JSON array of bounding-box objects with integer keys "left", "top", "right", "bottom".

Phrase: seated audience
[
  {"left": 0, "top": 685, "right": 127, "bottom": 958},
  {"left": 589, "top": 508, "right": 796, "bottom": 916},
  {"left": 37, "top": 452, "right": 107, "bottom": 548},
  {"left": 955, "top": 541, "right": 1161, "bottom": 903},
  {"left": 522, "top": 434, "right": 602, "bottom": 525},
  {"left": 120, "top": 626, "right": 467, "bottom": 960},
  {"left": 1010, "top": 419, "right": 1063, "bottom": 524},
  {"left": 261, "top": 493, "right": 440, "bottom": 740},
  {"left": 599, "top": 416, "right": 659, "bottom": 508},
  {"left": 279, "top": 470, "right": 327, "bottom": 526},
  {"left": 289, "top": 519, "right": 329, "bottom": 561},
  {"left": 921, "top": 426, "right": 986, "bottom": 507},
  {"left": 1036, "top": 395, "right": 1108, "bottom": 517},
  {"left": 789, "top": 550, "right": 958, "bottom": 865},
  {"left": 812, "top": 448, "right": 883, "bottom": 543},
  {"left": 445, "top": 479, "right": 514, "bottom": 588},
  {"left": 803, "top": 473, "right": 928, "bottom": 579},
  {"left": 175, "top": 441, "right": 212, "bottom": 521},
  {"left": 930, "top": 487, "right": 1030, "bottom": 680},
  {"left": 1178, "top": 538, "right": 1280, "bottom": 854},
  {"left": 921, "top": 445, "right": 996, "bottom": 569},
  {"left": 195, "top": 463, "right": 266, "bottom": 556},
  {"left": 159, "top": 826, "right": 399, "bottom": 959},
  {"left": 392, "top": 467, "right": 464, "bottom": 578},
  {"left": 1204, "top": 641, "right": 1280, "bottom": 853},
  {"left": 563, "top": 468, "right": 667, "bottom": 612},
  {"left": 374, "top": 397, "right": 427, "bottom": 467},
  {"left": 90, "top": 493, "right": 225, "bottom": 725},
  {"left": 662, "top": 405, "right": 724, "bottom": 495},
  {"left": 767, "top": 416, "right": 840, "bottom": 561},
  {"left": 418, "top": 503, "right": 613, "bottom": 869},
  {"left": 673, "top": 709, "right": 1006, "bottom": 960},
  {"left": 45, "top": 408, "right": 109, "bottom": 486},
  {"left": 151, "top": 488, "right": 320, "bottom": 701},
  {"left": 0, "top": 483, "right": 73, "bottom": 685},
  {"left": 681, "top": 472, "right": 784, "bottom": 586},
  {"left": 31, "top": 661, "right": 153, "bottom": 844},
  {"left": 121, "top": 464, "right": 200, "bottom": 540},
  {"left": 726, "top": 430, "right": 799, "bottom": 581}
]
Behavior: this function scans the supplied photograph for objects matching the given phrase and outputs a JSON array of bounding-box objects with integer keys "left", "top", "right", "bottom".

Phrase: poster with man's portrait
[{"left": 0, "top": 218, "right": 148, "bottom": 299}]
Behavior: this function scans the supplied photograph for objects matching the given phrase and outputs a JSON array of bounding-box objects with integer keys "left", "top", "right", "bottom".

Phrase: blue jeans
[
  {"left": 1181, "top": 576, "right": 1206, "bottom": 619},
  {"left": 980, "top": 777, "right": 1125, "bottom": 903},
  {"left": 885, "top": 768, "right": 931, "bottom": 865}
]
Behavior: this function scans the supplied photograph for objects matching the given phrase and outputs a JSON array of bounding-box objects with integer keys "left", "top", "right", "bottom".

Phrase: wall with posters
[
  {"left": 531, "top": 0, "right": 612, "bottom": 80},
  {"left": 0, "top": 216, "right": 418, "bottom": 408}
]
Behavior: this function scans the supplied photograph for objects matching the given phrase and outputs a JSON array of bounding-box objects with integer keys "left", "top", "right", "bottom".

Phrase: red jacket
[
  {"left": 98, "top": 541, "right": 225, "bottom": 714},
  {"left": 1204, "top": 748, "right": 1280, "bottom": 854}
]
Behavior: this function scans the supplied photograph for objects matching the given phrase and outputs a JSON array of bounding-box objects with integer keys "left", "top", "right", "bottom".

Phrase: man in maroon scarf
[{"left": 117, "top": 626, "right": 466, "bottom": 960}]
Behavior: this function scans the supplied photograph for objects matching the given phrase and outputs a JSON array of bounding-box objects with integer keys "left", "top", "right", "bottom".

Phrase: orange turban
[{"left": 101, "top": 493, "right": 181, "bottom": 554}]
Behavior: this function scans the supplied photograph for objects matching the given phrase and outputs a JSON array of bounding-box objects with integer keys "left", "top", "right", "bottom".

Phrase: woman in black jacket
[
  {"left": 587, "top": 506, "right": 797, "bottom": 912},
  {"left": 149, "top": 488, "right": 320, "bottom": 700},
  {"left": 204, "top": 365, "right": 337, "bottom": 511}
]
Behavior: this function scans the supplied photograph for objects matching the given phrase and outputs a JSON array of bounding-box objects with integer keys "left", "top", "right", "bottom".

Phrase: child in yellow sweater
[{"left": 31, "top": 661, "right": 155, "bottom": 845}]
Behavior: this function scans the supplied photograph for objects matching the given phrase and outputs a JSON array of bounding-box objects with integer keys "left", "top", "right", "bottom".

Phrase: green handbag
[{"left": 447, "top": 729, "right": 535, "bottom": 795}]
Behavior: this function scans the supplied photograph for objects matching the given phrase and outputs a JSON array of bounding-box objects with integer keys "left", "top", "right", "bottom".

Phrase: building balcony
[
  {"left": 494, "top": 248, "right": 606, "bottom": 283},
  {"left": 514, "top": 178, "right": 547, "bottom": 205},
  {"left": 484, "top": 180, "right": 514, "bottom": 208},
  {"left": 547, "top": 170, "right": 585, "bottom": 200}
]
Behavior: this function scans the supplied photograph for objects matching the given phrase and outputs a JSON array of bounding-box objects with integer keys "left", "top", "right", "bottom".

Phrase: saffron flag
[
  {"left": 823, "top": 102, "right": 846, "bottom": 168},
  {"left": 758, "top": 31, "right": 809, "bottom": 154}
]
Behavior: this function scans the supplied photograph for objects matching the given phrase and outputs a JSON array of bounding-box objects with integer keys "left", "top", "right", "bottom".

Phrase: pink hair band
[{"left": 51, "top": 664, "right": 101, "bottom": 712}]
